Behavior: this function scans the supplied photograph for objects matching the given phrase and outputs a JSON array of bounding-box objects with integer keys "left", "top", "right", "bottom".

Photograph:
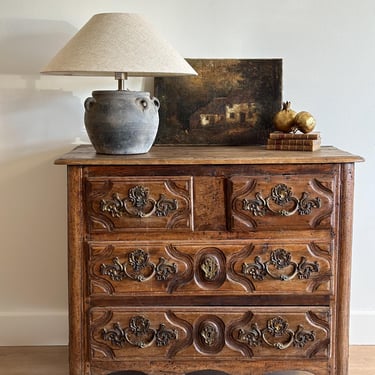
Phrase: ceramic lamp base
[{"left": 84, "top": 90, "right": 160, "bottom": 155}]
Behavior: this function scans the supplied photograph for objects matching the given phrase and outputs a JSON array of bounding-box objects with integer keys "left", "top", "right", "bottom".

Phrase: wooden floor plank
[
  {"left": 349, "top": 346, "right": 375, "bottom": 374},
  {"left": 0, "top": 346, "right": 68, "bottom": 375},
  {"left": 0, "top": 345, "right": 373, "bottom": 374}
]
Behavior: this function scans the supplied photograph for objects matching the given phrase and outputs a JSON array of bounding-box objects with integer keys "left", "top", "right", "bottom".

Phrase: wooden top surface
[{"left": 55, "top": 144, "right": 364, "bottom": 166}]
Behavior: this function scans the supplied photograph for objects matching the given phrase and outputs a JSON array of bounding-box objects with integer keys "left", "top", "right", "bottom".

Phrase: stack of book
[{"left": 266, "top": 132, "right": 321, "bottom": 151}]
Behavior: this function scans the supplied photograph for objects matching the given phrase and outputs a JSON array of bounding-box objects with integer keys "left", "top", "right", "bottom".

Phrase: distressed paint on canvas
[{"left": 154, "top": 59, "right": 282, "bottom": 145}]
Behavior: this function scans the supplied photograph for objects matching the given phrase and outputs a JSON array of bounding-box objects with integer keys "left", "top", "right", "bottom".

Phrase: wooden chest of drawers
[{"left": 56, "top": 145, "right": 363, "bottom": 375}]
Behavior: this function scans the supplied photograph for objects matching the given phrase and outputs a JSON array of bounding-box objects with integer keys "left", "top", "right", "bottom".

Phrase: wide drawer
[
  {"left": 89, "top": 307, "right": 330, "bottom": 361},
  {"left": 229, "top": 173, "right": 336, "bottom": 231},
  {"left": 88, "top": 240, "right": 333, "bottom": 297},
  {"left": 86, "top": 176, "right": 193, "bottom": 233}
]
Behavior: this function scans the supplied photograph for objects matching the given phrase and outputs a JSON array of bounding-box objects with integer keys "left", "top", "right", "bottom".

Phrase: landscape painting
[{"left": 154, "top": 59, "right": 282, "bottom": 145}]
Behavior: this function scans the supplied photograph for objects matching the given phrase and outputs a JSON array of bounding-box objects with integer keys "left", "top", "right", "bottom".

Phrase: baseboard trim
[
  {"left": 0, "top": 310, "right": 374, "bottom": 346},
  {"left": 0, "top": 311, "right": 68, "bottom": 346},
  {"left": 350, "top": 311, "right": 375, "bottom": 345}
]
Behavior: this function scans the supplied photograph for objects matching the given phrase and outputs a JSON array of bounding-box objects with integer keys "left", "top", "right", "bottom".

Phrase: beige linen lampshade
[
  {"left": 41, "top": 13, "right": 197, "bottom": 155},
  {"left": 41, "top": 13, "right": 197, "bottom": 78}
]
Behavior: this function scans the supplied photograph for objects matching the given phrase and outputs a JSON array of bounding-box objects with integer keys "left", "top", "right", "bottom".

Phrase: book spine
[
  {"left": 269, "top": 132, "right": 320, "bottom": 140},
  {"left": 267, "top": 139, "right": 319, "bottom": 146},
  {"left": 266, "top": 143, "right": 320, "bottom": 151}
]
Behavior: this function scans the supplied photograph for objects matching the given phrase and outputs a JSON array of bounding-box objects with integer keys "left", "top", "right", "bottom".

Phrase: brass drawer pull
[
  {"left": 102, "top": 316, "right": 177, "bottom": 348},
  {"left": 242, "top": 248, "right": 320, "bottom": 282},
  {"left": 242, "top": 183, "right": 321, "bottom": 217},
  {"left": 100, "top": 248, "right": 177, "bottom": 282},
  {"left": 100, "top": 185, "right": 178, "bottom": 218},
  {"left": 238, "top": 316, "right": 315, "bottom": 350}
]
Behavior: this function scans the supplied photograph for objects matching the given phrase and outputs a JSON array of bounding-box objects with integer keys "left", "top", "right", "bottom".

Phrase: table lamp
[{"left": 41, "top": 13, "right": 197, "bottom": 154}]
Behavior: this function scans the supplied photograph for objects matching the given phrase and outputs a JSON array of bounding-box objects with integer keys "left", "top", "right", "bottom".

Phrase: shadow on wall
[
  {"left": 0, "top": 18, "right": 78, "bottom": 75},
  {"left": 0, "top": 17, "right": 86, "bottom": 329},
  {"left": 0, "top": 17, "right": 85, "bottom": 157},
  {"left": 0, "top": 86, "right": 83, "bottom": 156}
]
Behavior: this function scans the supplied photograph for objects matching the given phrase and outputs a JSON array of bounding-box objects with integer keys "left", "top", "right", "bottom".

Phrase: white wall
[{"left": 0, "top": 0, "right": 374, "bottom": 345}]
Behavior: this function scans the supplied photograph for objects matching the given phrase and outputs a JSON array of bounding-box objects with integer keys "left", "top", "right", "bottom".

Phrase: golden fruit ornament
[
  {"left": 294, "top": 111, "right": 316, "bottom": 133},
  {"left": 273, "top": 101, "right": 297, "bottom": 133}
]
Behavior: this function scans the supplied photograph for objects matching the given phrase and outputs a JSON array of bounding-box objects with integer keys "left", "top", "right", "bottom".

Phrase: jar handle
[
  {"left": 152, "top": 97, "right": 160, "bottom": 110},
  {"left": 84, "top": 97, "right": 96, "bottom": 111}
]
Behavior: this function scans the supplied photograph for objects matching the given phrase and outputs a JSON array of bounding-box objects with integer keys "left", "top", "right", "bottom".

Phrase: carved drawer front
[
  {"left": 229, "top": 173, "right": 335, "bottom": 231},
  {"left": 86, "top": 176, "right": 193, "bottom": 233},
  {"left": 89, "top": 307, "right": 330, "bottom": 361},
  {"left": 88, "top": 241, "right": 332, "bottom": 296}
]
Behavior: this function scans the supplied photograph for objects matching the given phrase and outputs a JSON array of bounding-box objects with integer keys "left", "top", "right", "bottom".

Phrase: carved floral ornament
[
  {"left": 100, "top": 185, "right": 178, "bottom": 218},
  {"left": 242, "top": 183, "right": 321, "bottom": 217}
]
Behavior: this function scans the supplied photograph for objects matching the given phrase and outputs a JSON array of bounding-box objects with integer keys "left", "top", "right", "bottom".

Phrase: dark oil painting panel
[{"left": 154, "top": 59, "right": 282, "bottom": 145}]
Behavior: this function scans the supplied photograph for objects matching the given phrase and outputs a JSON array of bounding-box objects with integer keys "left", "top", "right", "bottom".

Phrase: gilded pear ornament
[{"left": 294, "top": 111, "right": 316, "bottom": 133}]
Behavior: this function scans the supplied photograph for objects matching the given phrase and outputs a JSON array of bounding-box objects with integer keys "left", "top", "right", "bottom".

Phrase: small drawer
[
  {"left": 89, "top": 306, "right": 330, "bottom": 361},
  {"left": 88, "top": 240, "right": 332, "bottom": 297},
  {"left": 86, "top": 176, "right": 193, "bottom": 233},
  {"left": 228, "top": 173, "right": 336, "bottom": 231}
]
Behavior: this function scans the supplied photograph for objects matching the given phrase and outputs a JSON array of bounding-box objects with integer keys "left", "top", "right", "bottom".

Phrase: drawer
[
  {"left": 88, "top": 241, "right": 332, "bottom": 297},
  {"left": 89, "top": 307, "right": 330, "bottom": 361},
  {"left": 228, "top": 173, "right": 336, "bottom": 231},
  {"left": 86, "top": 176, "right": 193, "bottom": 233}
]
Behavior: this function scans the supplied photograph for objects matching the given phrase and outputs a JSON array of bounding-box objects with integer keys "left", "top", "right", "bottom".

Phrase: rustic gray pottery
[{"left": 84, "top": 90, "right": 160, "bottom": 154}]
